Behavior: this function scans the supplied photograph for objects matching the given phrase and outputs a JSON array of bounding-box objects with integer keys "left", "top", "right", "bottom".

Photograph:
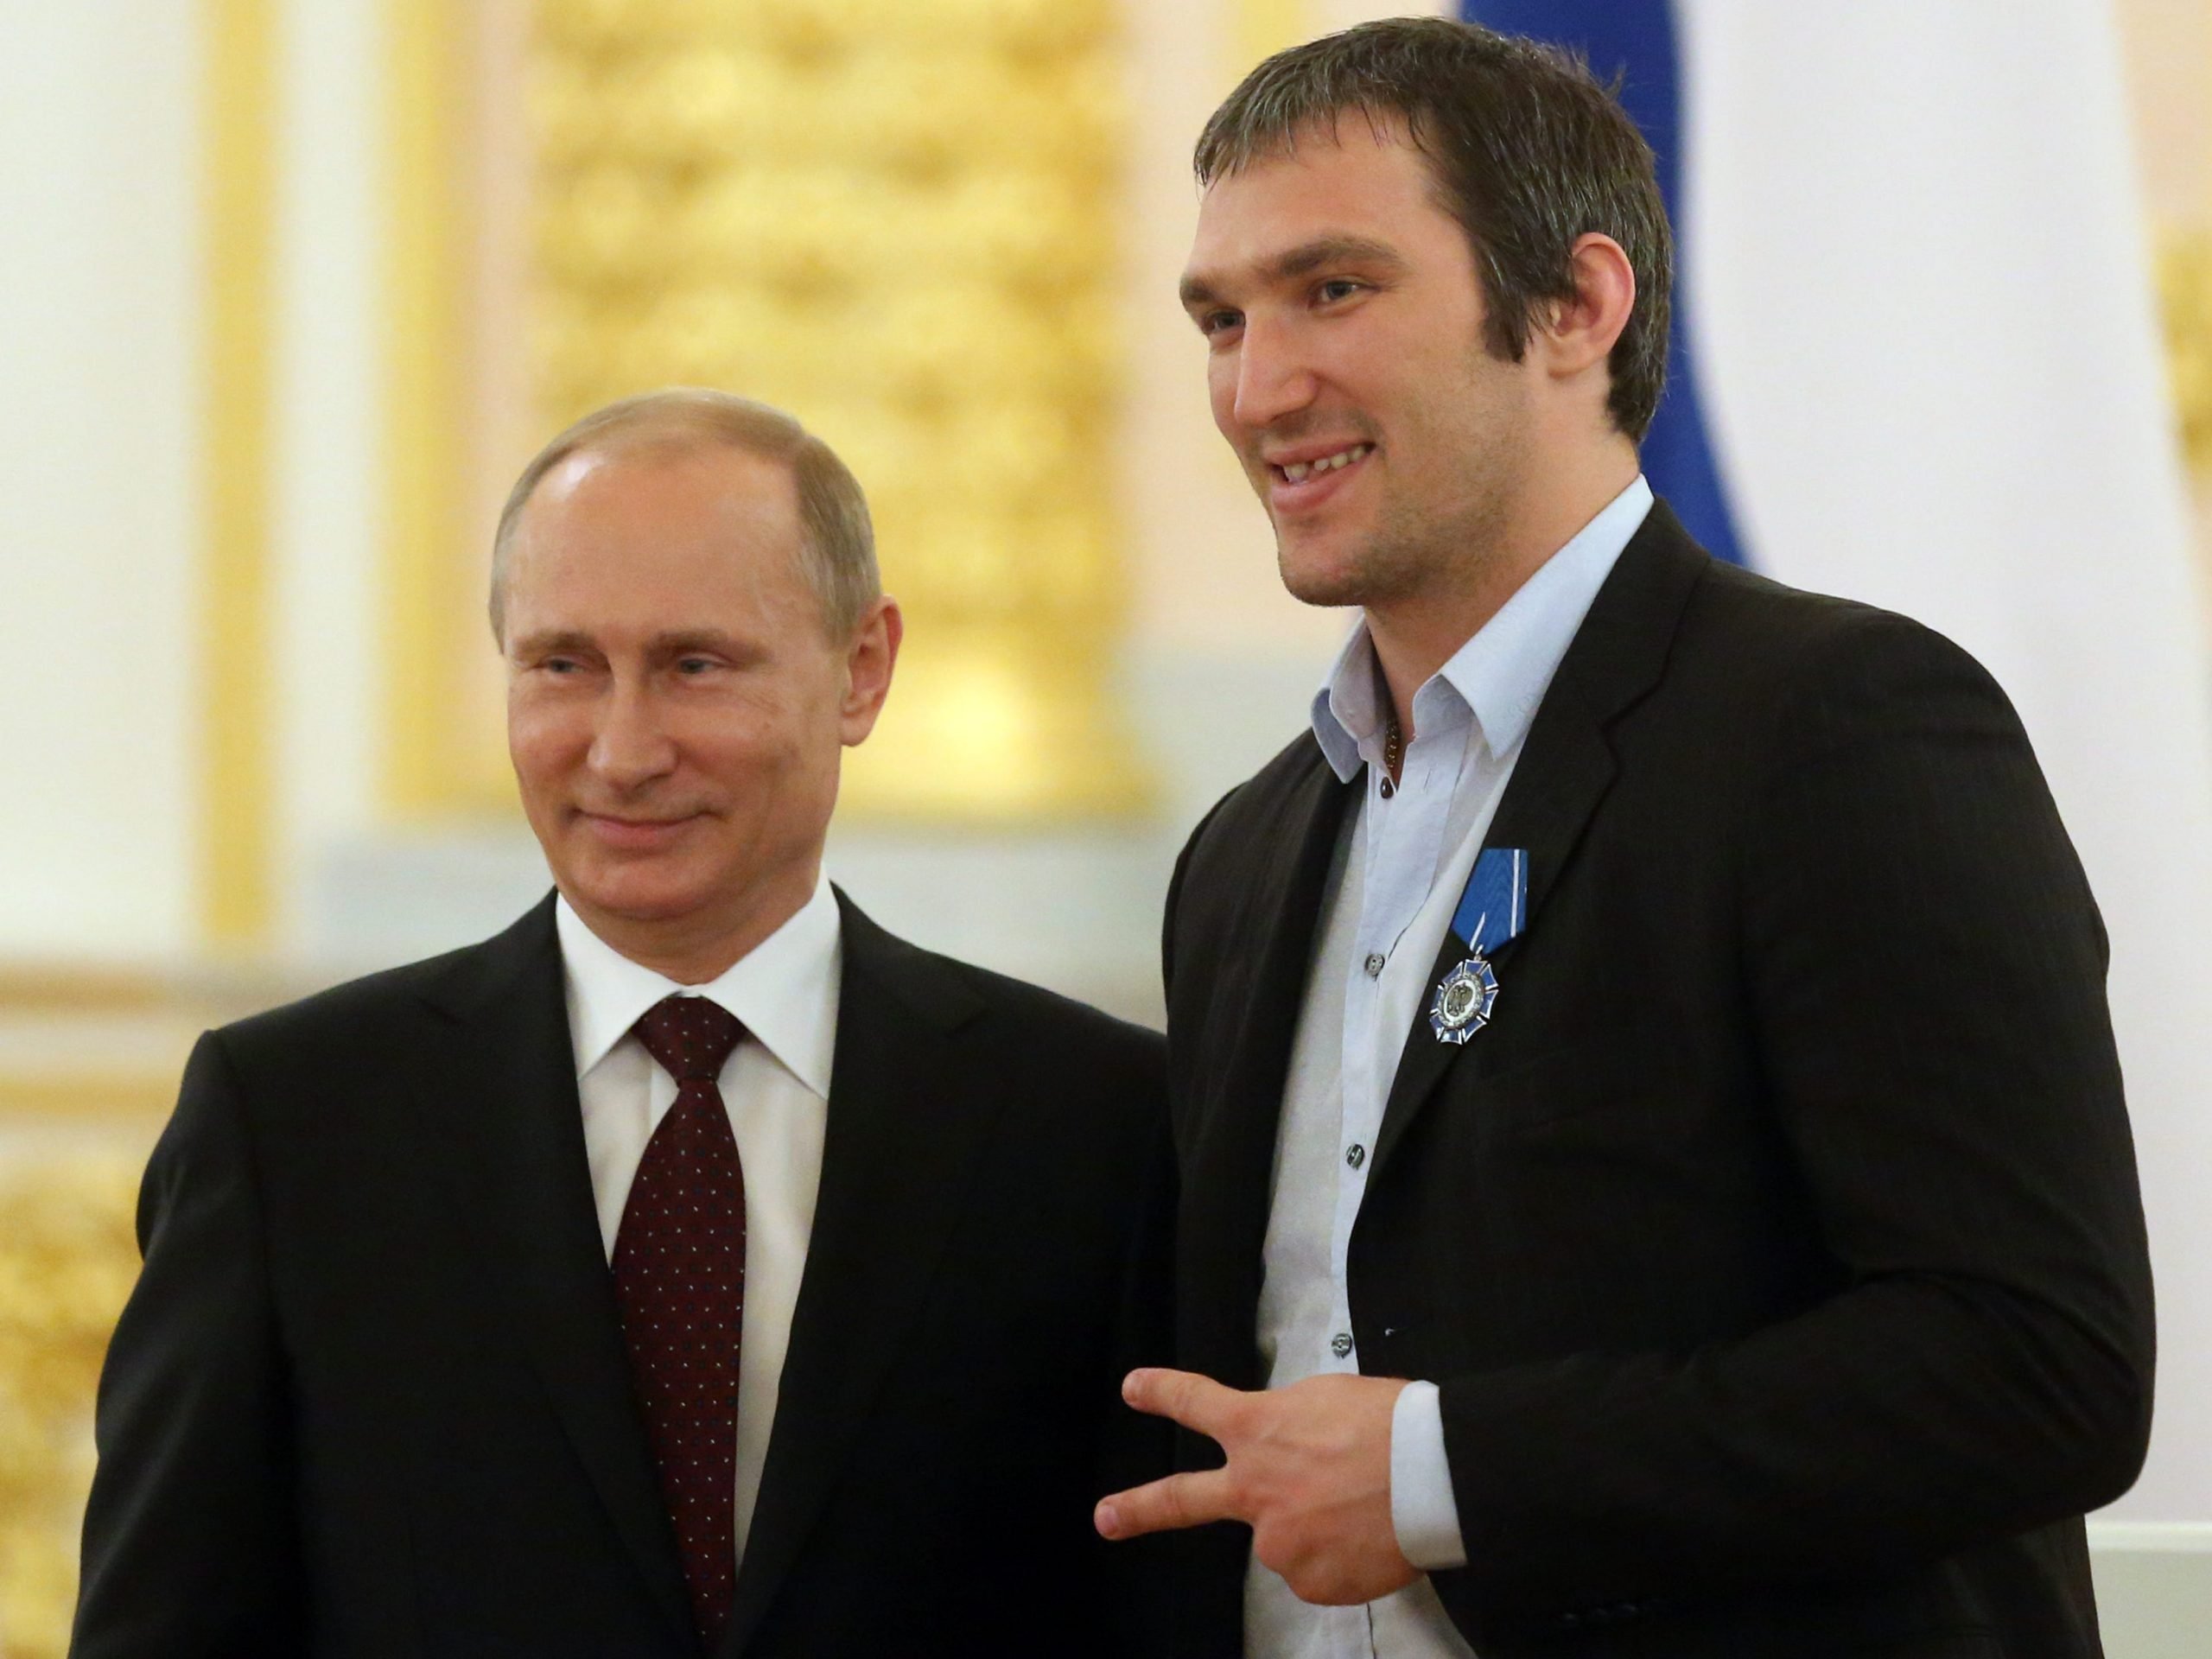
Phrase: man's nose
[
  {"left": 1229, "top": 315, "right": 1319, "bottom": 432},
  {"left": 586, "top": 676, "right": 677, "bottom": 790}
]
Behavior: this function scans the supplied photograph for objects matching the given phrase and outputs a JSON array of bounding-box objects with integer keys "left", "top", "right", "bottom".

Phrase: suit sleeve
[
  {"left": 73, "top": 1031, "right": 304, "bottom": 1658},
  {"left": 1162, "top": 788, "right": 1236, "bottom": 1002},
  {"left": 1096, "top": 1053, "right": 1183, "bottom": 1656},
  {"left": 1433, "top": 613, "right": 2154, "bottom": 1621}
]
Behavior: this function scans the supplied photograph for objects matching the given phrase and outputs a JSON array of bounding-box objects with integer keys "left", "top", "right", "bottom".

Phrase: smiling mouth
[
  {"left": 1269, "top": 442, "right": 1374, "bottom": 484},
  {"left": 578, "top": 811, "right": 702, "bottom": 845}
]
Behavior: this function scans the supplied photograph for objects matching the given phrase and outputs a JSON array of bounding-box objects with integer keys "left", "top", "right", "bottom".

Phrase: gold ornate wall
[
  {"left": 386, "top": 0, "right": 1154, "bottom": 822},
  {"left": 200, "top": 0, "right": 279, "bottom": 943},
  {"left": 529, "top": 0, "right": 1150, "bottom": 818},
  {"left": 0, "top": 1162, "right": 139, "bottom": 1659},
  {"left": 2160, "top": 233, "right": 2212, "bottom": 479}
]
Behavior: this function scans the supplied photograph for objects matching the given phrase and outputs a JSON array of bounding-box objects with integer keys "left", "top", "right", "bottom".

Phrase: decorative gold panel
[
  {"left": 384, "top": 0, "right": 488, "bottom": 816},
  {"left": 198, "top": 0, "right": 278, "bottom": 941},
  {"left": 0, "top": 1160, "right": 139, "bottom": 1659},
  {"left": 526, "top": 0, "right": 1151, "bottom": 818},
  {"left": 2158, "top": 229, "right": 2212, "bottom": 477}
]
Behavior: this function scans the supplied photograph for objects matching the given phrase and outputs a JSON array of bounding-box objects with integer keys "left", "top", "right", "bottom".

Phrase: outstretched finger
[
  {"left": 1095, "top": 1469, "right": 1236, "bottom": 1541},
  {"left": 1119, "top": 1367, "right": 1247, "bottom": 1440}
]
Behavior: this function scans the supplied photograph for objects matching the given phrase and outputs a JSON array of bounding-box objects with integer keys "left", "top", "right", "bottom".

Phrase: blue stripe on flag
[{"left": 1459, "top": 0, "right": 1747, "bottom": 568}]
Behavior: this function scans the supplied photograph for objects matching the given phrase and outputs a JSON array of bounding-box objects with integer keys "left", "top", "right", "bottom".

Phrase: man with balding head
[{"left": 75, "top": 391, "right": 1173, "bottom": 1658}]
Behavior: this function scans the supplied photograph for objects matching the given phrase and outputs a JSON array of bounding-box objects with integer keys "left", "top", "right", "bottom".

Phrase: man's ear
[
  {"left": 838, "top": 595, "right": 903, "bottom": 747},
  {"left": 1537, "top": 232, "right": 1637, "bottom": 384}
]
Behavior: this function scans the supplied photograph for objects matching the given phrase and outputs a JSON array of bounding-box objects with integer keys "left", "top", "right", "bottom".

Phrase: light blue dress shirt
[{"left": 1245, "top": 477, "right": 1652, "bottom": 1659}]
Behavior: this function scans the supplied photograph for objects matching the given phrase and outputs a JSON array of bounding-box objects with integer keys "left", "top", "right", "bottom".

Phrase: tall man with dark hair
[
  {"left": 1096, "top": 19, "right": 2153, "bottom": 1657},
  {"left": 75, "top": 390, "right": 1172, "bottom": 1658}
]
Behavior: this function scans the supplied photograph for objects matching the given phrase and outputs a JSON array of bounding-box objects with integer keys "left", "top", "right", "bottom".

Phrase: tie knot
[{"left": 633, "top": 994, "right": 745, "bottom": 1083}]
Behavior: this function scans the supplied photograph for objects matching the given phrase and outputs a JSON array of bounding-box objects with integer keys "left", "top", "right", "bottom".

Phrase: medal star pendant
[{"left": 1428, "top": 953, "right": 1500, "bottom": 1045}]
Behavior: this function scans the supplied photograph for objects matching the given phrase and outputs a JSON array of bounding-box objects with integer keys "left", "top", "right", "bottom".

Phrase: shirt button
[
  {"left": 1345, "top": 1143, "right": 1366, "bottom": 1169},
  {"left": 1379, "top": 777, "right": 1395, "bottom": 799},
  {"left": 1331, "top": 1332, "right": 1354, "bottom": 1359},
  {"left": 1363, "top": 953, "right": 1385, "bottom": 977}
]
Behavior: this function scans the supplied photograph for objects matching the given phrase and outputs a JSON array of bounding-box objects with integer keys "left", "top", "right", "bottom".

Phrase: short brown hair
[
  {"left": 489, "top": 388, "right": 880, "bottom": 641},
  {"left": 1195, "top": 16, "right": 1672, "bottom": 441}
]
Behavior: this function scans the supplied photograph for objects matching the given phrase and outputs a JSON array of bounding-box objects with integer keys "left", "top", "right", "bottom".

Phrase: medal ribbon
[{"left": 1451, "top": 848, "right": 1528, "bottom": 956}]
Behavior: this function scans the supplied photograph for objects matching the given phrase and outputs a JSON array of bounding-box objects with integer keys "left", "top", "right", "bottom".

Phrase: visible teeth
[{"left": 1280, "top": 443, "right": 1370, "bottom": 483}]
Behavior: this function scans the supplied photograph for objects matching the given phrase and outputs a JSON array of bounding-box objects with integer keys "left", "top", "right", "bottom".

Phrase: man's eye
[
  {"left": 1316, "top": 279, "right": 1363, "bottom": 304},
  {"left": 676, "top": 658, "right": 716, "bottom": 675},
  {"left": 1198, "top": 308, "right": 1243, "bottom": 337}
]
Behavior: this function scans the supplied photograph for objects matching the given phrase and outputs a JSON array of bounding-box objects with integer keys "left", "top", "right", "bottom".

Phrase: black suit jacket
[
  {"left": 74, "top": 892, "right": 1173, "bottom": 1658},
  {"left": 1162, "top": 505, "right": 2154, "bottom": 1657}
]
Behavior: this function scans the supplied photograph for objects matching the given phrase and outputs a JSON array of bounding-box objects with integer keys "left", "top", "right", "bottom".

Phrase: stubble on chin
[
  {"left": 1273, "top": 520, "right": 1436, "bottom": 613},
  {"left": 1275, "top": 463, "right": 1520, "bottom": 618}
]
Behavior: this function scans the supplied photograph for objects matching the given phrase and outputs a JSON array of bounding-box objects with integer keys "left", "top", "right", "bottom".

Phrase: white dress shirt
[
  {"left": 1245, "top": 477, "right": 1652, "bottom": 1658},
  {"left": 556, "top": 880, "right": 842, "bottom": 1567}
]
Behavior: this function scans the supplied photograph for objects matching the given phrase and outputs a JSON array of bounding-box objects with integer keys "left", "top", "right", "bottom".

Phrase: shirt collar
[
  {"left": 555, "top": 879, "right": 842, "bottom": 1097},
  {"left": 1310, "top": 474, "right": 1655, "bottom": 781}
]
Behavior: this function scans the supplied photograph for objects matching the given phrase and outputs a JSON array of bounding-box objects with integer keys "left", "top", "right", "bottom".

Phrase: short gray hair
[{"left": 489, "top": 388, "right": 880, "bottom": 642}]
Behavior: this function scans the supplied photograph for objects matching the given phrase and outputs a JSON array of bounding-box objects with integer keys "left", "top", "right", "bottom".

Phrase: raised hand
[{"left": 1093, "top": 1368, "right": 1421, "bottom": 1606}]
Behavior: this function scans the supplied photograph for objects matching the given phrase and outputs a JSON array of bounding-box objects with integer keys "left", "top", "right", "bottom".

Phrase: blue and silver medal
[{"left": 1428, "top": 848, "right": 1528, "bottom": 1046}]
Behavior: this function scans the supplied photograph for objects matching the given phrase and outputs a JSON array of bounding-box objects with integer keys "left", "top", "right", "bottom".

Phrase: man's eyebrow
[
  {"left": 1179, "top": 235, "right": 1409, "bottom": 311},
  {"left": 505, "top": 627, "right": 766, "bottom": 661},
  {"left": 647, "top": 628, "right": 766, "bottom": 662},
  {"left": 1268, "top": 235, "right": 1407, "bottom": 282},
  {"left": 508, "top": 627, "right": 594, "bottom": 657},
  {"left": 1179, "top": 271, "right": 1222, "bottom": 311}
]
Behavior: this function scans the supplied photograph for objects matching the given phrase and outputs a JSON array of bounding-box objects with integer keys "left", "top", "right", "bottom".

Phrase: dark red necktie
[{"left": 613, "top": 994, "right": 747, "bottom": 1649}]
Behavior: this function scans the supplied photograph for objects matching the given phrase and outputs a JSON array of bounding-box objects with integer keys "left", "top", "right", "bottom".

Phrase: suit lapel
[
  {"left": 1370, "top": 505, "right": 1711, "bottom": 1181},
  {"left": 720, "top": 894, "right": 994, "bottom": 1657},
  {"left": 420, "top": 898, "right": 697, "bottom": 1651},
  {"left": 1178, "top": 747, "right": 1358, "bottom": 1391}
]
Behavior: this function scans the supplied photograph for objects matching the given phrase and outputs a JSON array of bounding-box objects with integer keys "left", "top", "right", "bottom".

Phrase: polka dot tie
[{"left": 613, "top": 994, "right": 747, "bottom": 1649}]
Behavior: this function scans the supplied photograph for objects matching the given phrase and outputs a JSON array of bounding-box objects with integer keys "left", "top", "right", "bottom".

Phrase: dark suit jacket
[
  {"left": 74, "top": 891, "right": 1173, "bottom": 1658},
  {"left": 1162, "top": 504, "right": 2154, "bottom": 1658}
]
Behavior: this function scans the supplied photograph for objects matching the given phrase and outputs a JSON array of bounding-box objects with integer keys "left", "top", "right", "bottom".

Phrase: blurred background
[{"left": 4, "top": 0, "right": 2212, "bottom": 1651}]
